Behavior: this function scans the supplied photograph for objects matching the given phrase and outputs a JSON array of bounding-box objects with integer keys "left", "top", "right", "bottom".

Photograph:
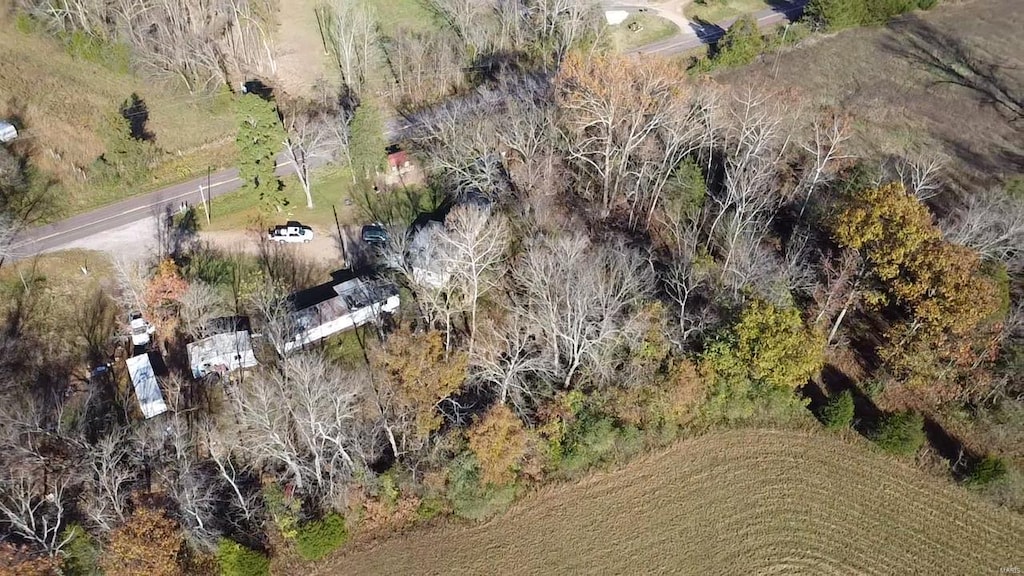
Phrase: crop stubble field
[{"left": 314, "top": 429, "right": 1023, "bottom": 575}]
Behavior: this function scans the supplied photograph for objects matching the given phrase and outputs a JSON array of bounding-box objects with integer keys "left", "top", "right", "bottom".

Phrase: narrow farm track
[{"left": 315, "top": 430, "right": 1023, "bottom": 575}]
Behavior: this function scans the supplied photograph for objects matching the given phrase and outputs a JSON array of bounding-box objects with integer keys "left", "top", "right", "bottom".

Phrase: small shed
[
  {"left": 187, "top": 331, "right": 258, "bottom": 379},
  {"left": 0, "top": 121, "right": 17, "bottom": 144},
  {"left": 125, "top": 354, "right": 168, "bottom": 419}
]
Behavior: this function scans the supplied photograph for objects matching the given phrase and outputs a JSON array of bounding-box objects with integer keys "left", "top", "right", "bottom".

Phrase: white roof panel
[{"left": 125, "top": 354, "right": 168, "bottom": 419}]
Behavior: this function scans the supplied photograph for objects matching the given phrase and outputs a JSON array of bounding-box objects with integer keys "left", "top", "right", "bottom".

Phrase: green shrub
[
  {"left": 820, "top": 390, "right": 855, "bottom": 430},
  {"left": 872, "top": 411, "right": 926, "bottom": 456},
  {"left": 806, "top": 0, "right": 933, "bottom": 30},
  {"left": 60, "top": 523, "right": 101, "bottom": 576},
  {"left": 966, "top": 455, "right": 1008, "bottom": 487},
  {"left": 58, "top": 31, "right": 132, "bottom": 73},
  {"left": 262, "top": 484, "right": 301, "bottom": 540},
  {"left": 15, "top": 12, "right": 40, "bottom": 34},
  {"left": 295, "top": 513, "right": 348, "bottom": 561},
  {"left": 445, "top": 453, "right": 518, "bottom": 520},
  {"left": 217, "top": 539, "right": 270, "bottom": 576}
]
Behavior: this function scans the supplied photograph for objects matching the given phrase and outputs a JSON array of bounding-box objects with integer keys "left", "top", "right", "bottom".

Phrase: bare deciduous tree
[
  {"left": 324, "top": 0, "right": 380, "bottom": 95},
  {"left": 282, "top": 104, "right": 350, "bottom": 209},
  {"left": 439, "top": 205, "right": 510, "bottom": 353},
  {"left": 942, "top": 188, "right": 1024, "bottom": 272},
  {"left": 892, "top": 153, "right": 945, "bottom": 200},
  {"left": 0, "top": 473, "right": 74, "bottom": 556},
  {"left": 469, "top": 312, "right": 556, "bottom": 419},
  {"left": 706, "top": 88, "right": 794, "bottom": 283},
  {"left": 179, "top": 280, "right": 228, "bottom": 339},
  {"left": 515, "top": 234, "right": 652, "bottom": 388},
  {"left": 81, "top": 428, "right": 137, "bottom": 533},
  {"left": 797, "top": 109, "right": 852, "bottom": 218},
  {"left": 556, "top": 55, "right": 712, "bottom": 224},
  {"left": 235, "top": 353, "right": 365, "bottom": 503}
]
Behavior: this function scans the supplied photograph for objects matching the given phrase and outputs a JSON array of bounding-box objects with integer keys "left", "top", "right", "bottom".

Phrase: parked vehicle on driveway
[
  {"left": 361, "top": 223, "right": 388, "bottom": 245},
  {"left": 269, "top": 221, "right": 314, "bottom": 243},
  {"left": 129, "top": 311, "right": 155, "bottom": 347}
]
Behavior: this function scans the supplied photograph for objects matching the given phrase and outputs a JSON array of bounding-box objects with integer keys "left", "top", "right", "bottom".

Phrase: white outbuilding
[{"left": 0, "top": 121, "right": 17, "bottom": 143}]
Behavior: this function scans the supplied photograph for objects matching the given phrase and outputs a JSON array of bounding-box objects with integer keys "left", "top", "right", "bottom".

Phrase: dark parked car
[{"left": 361, "top": 224, "right": 388, "bottom": 245}]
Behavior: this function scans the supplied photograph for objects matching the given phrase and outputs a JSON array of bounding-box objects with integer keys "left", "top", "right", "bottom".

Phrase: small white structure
[
  {"left": 125, "top": 354, "right": 168, "bottom": 419},
  {"left": 0, "top": 121, "right": 17, "bottom": 144},
  {"left": 280, "top": 278, "right": 400, "bottom": 354},
  {"left": 187, "top": 331, "right": 258, "bottom": 379},
  {"left": 605, "top": 10, "right": 630, "bottom": 25}
]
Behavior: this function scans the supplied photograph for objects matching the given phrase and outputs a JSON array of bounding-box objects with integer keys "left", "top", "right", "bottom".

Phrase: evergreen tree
[
  {"left": 236, "top": 93, "right": 286, "bottom": 211},
  {"left": 820, "top": 390, "right": 855, "bottom": 430},
  {"left": 348, "top": 98, "right": 386, "bottom": 182},
  {"left": 872, "top": 411, "right": 926, "bottom": 456}
]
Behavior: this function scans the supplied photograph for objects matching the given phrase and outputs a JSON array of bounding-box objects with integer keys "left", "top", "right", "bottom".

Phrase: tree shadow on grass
[{"left": 879, "top": 15, "right": 1024, "bottom": 124}]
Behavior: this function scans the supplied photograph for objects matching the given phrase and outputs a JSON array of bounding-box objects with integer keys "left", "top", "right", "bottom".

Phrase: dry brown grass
[
  {"left": 0, "top": 20, "right": 237, "bottom": 211},
  {"left": 273, "top": 0, "right": 337, "bottom": 98},
  {"left": 718, "top": 0, "right": 1024, "bottom": 191},
  {"left": 310, "top": 429, "right": 1023, "bottom": 575}
]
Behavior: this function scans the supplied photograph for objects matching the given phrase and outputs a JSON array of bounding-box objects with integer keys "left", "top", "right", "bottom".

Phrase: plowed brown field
[{"left": 312, "top": 429, "right": 1023, "bottom": 575}]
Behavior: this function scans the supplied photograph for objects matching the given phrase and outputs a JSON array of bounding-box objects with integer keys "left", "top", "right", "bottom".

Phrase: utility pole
[
  {"left": 198, "top": 166, "right": 211, "bottom": 226},
  {"left": 333, "top": 205, "right": 348, "bottom": 266}
]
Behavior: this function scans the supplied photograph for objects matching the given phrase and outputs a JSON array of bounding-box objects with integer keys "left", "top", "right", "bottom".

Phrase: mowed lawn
[
  {"left": 204, "top": 168, "right": 361, "bottom": 232},
  {"left": 607, "top": 14, "right": 680, "bottom": 52},
  {"left": 313, "top": 429, "right": 1023, "bottom": 575},
  {"left": 685, "top": 0, "right": 770, "bottom": 23}
]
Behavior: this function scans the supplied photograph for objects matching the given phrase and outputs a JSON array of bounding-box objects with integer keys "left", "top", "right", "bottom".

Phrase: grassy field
[
  {"left": 607, "top": 15, "right": 680, "bottom": 52},
  {"left": 0, "top": 17, "right": 238, "bottom": 215},
  {"left": 685, "top": 0, "right": 770, "bottom": 23},
  {"left": 717, "top": 0, "right": 1024, "bottom": 191},
  {"left": 313, "top": 429, "right": 1023, "bottom": 575},
  {"left": 365, "top": 0, "right": 445, "bottom": 36}
]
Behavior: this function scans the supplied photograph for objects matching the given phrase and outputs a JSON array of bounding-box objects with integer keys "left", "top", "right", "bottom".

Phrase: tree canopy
[{"left": 236, "top": 93, "right": 286, "bottom": 211}]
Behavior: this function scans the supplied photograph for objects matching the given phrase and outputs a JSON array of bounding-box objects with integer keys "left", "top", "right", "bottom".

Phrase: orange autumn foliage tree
[
  {"left": 555, "top": 51, "right": 695, "bottom": 222},
  {"left": 467, "top": 404, "right": 529, "bottom": 486},
  {"left": 833, "top": 183, "right": 1003, "bottom": 393},
  {"left": 99, "top": 507, "right": 185, "bottom": 576},
  {"left": 144, "top": 259, "right": 188, "bottom": 342}
]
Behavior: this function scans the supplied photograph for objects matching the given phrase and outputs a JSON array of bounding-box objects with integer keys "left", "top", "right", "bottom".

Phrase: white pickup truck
[{"left": 268, "top": 222, "right": 314, "bottom": 243}]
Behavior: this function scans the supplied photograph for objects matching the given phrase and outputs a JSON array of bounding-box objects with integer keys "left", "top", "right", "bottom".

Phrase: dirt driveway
[{"left": 198, "top": 224, "right": 372, "bottom": 269}]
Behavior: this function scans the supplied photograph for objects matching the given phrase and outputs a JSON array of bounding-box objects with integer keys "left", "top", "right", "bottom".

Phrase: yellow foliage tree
[
  {"left": 99, "top": 507, "right": 184, "bottom": 576},
  {"left": 372, "top": 330, "right": 468, "bottom": 450},
  {"left": 833, "top": 183, "right": 1002, "bottom": 391},
  {"left": 467, "top": 404, "right": 529, "bottom": 486}
]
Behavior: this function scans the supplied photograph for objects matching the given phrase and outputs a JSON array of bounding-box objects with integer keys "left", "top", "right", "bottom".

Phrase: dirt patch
[
  {"left": 273, "top": 0, "right": 337, "bottom": 98},
  {"left": 718, "top": 0, "right": 1024, "bottom": 191},
  {"left": 309, "top": 428, "right": 1022, "bottom": 575},
  {"left": 198, "top": 224, "right": 365, "bottom": 269}
]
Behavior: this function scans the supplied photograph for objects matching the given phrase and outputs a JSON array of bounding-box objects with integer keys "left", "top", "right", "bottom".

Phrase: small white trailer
[{"left": 0, "top": 121, "right": 17, "bottom": 143}]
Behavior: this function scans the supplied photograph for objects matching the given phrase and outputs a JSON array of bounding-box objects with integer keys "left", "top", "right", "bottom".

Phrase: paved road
[
  {"left": 628, "top": 0, "right": 807, "bottom": 56},
  {"left": 8, "top": 118, "right": 411, "bottom": 258},
  {"left": 9, "top": 2, "right": 805, "bottom": 258}
]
